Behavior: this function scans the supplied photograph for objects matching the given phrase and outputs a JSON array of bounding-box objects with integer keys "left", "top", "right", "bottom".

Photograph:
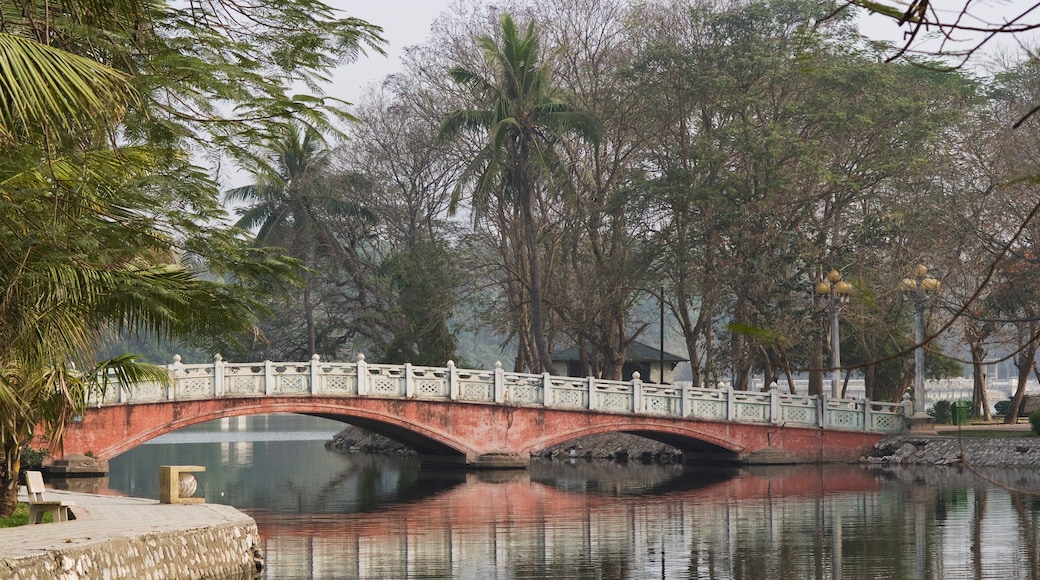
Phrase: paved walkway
[
  {"left": 0, "top": 487, "right": 253, "bottom": 560},
  {"left": 934, "top": 419, "right": 1033, "bottom": 434}
]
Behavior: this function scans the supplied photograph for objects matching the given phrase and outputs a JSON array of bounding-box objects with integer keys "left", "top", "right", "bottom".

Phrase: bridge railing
[{"left": 90, "top": 354, "right": 909, "bottom": 433}]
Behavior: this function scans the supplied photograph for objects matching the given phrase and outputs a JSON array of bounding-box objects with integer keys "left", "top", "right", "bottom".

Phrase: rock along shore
[
  {"left": 865, "top": 432, "right": 1040, "bottom": 467},
  {"left": 328, "top": 425, "right": 1040, "bottom": 467}
]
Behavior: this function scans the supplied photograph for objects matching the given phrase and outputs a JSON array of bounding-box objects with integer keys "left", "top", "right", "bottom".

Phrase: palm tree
[
  {"left": 439, "top": 14, "right": 598, "bottom": 372},
  {"left": 226, "top": 123, "right": 374, "bottom": 358}
]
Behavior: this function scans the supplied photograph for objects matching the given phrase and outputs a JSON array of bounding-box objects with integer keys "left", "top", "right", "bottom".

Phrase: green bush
[
  {"left": 1030, "top": 411, "right": 1040, "bottom": 436},
  {"left": 19, "top": 447, "right": 48, "bottom": 470},
  {"left": 930, "top": 400, "right": 952, "bottom": 424},
  {"left": 995, "top": 400, "right": 1012, "bottom": 417}
]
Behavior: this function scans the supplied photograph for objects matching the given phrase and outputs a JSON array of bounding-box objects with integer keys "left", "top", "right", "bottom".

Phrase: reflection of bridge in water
[
  {"left": 255, "top": 465, "right": 886, "bottom": 579},
  {"left": 62, "top": 355, "right": 907, "bottom": 467}
]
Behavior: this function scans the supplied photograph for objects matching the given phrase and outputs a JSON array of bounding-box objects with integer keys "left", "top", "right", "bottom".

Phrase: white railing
[{"left": 91, "top": 354, "right": 910, "bottom": 434}]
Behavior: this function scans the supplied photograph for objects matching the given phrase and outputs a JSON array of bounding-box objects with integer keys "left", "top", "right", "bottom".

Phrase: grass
[{"left": 0, "top": 503, "right": 53, "bottom": 527}]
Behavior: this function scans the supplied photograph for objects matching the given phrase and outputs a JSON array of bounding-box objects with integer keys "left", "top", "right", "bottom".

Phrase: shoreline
[{"left": 0, "top": 489, "right": 262, "bottom": 579}]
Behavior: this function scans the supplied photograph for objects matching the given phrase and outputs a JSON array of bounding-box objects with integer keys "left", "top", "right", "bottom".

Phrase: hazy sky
[
  {"left": 329, "top": 0, "right": 1040, "bottom": 104},
  {"left": 329, "top": 1, "right": 467, "bottom": 102}
]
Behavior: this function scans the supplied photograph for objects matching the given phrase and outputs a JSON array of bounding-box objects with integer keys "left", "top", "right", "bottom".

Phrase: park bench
[{"left": 25, "top": 470, "right": 74, "bottom": 524}]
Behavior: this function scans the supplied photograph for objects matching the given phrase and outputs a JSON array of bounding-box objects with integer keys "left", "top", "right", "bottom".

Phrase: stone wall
[
  {"left": 865, "top": 435, "right": 1040, "bottom": 467},
  {"left": 0, "top": 521, "right": 263, "bottom": 579}
]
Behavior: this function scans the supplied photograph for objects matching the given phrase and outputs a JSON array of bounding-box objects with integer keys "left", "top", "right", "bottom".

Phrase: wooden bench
[{"left": 25, "top": 470, "right": 74, "bottom": 524}]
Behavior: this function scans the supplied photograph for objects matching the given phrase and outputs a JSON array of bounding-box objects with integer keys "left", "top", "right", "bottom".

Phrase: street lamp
[
  {"left": 900, "top": 264, "right": 941, "bottom": 422},
  {"left": 814, "top": 269, "right": 852, "bottom": 399}
]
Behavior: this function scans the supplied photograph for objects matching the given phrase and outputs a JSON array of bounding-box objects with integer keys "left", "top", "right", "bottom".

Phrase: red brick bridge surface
[{"left": 61, "top": 395, "right": 885, "bottom": 468}]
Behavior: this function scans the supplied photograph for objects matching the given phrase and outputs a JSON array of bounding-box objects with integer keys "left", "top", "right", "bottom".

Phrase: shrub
[
  {"left": 19, "top": 447, "right": 47, "bottom": 470},
  {"left": 931, "top": 400, "right": 952, "bottom": 424},
  {"left": 995, "top": 400, "right": 1012, "bottom": 417},
  {"left": 1030, "top": 411, "right": 1040, "bottom": 436}
]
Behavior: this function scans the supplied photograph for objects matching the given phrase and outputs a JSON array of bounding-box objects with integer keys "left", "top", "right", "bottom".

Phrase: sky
[
  {"left": 327, "top": 1, "right": 466, "bottom": 102},
  {"left": 329, "top": 0, "right": 1040, "bottom": 105}
]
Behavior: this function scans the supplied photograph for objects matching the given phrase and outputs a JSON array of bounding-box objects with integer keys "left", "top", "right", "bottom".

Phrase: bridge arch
[
  {"left": 70, "top": 399, "right": 476, "bottom": 463},
  {"left": 527, "top": 421, "right": 745, "bottom": 460}
]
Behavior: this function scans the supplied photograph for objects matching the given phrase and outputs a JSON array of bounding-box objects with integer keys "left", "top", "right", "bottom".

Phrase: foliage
[
  {"left": 995, "top": 400, "right": 1012, "bottom": 417},
  {"left": 930, "top": 400, "right": 952, "bottom": 424},
  {"left": 439, "top": 13, "right": 599, "bottom": 373},
  {"left": 1030, "top": 410, "right": 1040, "bottom": 436},
  {"left": 19, "top": 448, "right": 47, "bottom": 471},
  {"left": 0, "top": 0, "right": 384, "bottom": 517}
]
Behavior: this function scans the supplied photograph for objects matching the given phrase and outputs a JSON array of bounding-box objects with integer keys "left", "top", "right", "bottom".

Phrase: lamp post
[
  {"left": 901, "top": 264, "right": 941, "bottom": 421},
  {"left": 814, "top": 269, "right": 852, "bottom": 399}
]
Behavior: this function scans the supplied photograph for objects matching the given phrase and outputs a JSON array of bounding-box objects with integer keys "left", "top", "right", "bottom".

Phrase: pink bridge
[{"left": 59, "top": 355, "right": 907, "bottom": 468}]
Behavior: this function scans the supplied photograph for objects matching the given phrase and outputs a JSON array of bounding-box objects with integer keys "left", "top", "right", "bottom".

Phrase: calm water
[{"left": 94, "top": 415, "right": 1040, "bottom": 580}]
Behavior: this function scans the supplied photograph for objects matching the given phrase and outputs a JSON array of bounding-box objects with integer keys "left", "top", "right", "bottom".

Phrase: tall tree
[
  {"left": 226, "top": 123, "right": 375, "bottom": 359},
  {"left": 0, "top": 0, "right": 384, "bottom": 516},
  {"left": 439, "top": 13, "right": 599, "bottom": 373}
]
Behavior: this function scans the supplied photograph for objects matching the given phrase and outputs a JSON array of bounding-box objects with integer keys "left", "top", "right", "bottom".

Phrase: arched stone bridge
[{"left": 60, "top": 355, "right": 908, "bottom": 468}]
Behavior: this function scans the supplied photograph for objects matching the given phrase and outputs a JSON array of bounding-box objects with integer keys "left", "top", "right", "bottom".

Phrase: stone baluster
[
  {"left": 405, "top": 363, "right": 415, "bottom": 398},
  {"left": 726, "top": 385, "right": 736, "bottom": 422},
  {"left": 632, "top": 371, "right": 642, "bottom": 413},
  {"left": 310, "top": 354, "right": 320, "bottom": 395},
  {"left": 542, "top": 372, "right": 551, "bottom": 406},
  {"left": 587, "top": 376, "right": 596, "bottom": 411},
  {"left": 213, "top": 354, "right": 224, "bottom": 397},
  {"left": 264, "top": 360, "right": 274, "bottom": 395},
  {"left": 168, "top": 354, "right": 184, "bottom": 401},
  {"left": 356, "top": 353, "right": 368, "bottom": 396},
  {"left": 493, "top": 362, "right": 504, "bottom": 404},
  {"left": 818, "top": 394, "right": 827, "bottom": 428},
  {"left": 447, "top": 360, "right": 458, "bottom": 400},
  {"left": 769, "top": 383, "right": 780, "bottom": 424}
]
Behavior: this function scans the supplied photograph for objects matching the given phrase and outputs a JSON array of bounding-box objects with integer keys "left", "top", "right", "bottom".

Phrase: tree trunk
[
  {"left": 970, "top": 342, "right": 992, "bottom": 421},
  {"left": 808, "top": 338, "right": 824, "bottom": 396},
  {"left": 304, "top": 284, "right": 317, "bottom": 357},
  {"left": 520, "top": 186, "right": 553, "bottom": 374},
  {"left": 0, "top": 442, "right": 21, "bottom": 518},
  {"left": 1007, "top": 322, "right": 1038, "bottom": 424}
]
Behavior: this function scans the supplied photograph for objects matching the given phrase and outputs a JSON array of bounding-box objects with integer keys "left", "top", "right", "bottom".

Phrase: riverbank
[
  {"left": 866, "top": 422, "right": 1040, "bottom": 466},
  {"left": 0, "top": 489, "right": 262, "bottom": 579}
]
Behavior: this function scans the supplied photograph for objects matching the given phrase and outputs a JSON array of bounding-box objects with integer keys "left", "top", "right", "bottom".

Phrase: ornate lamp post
[
  {"left": 900, "top": 264, "right": 941, "bottom": 421},
  {"left": 814, "top": 269, "right": 852, "bottom": 399}
]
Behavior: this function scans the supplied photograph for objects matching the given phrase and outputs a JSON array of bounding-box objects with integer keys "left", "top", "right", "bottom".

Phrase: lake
[{"left": 95, "top": 414, "right": 1040, "bottom": 580}]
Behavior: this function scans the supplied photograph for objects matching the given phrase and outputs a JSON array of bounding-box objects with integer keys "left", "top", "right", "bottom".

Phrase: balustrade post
[
  {"left": 726, "top": 386, "right": 735, "bottom": 422},
  {"left": 819, "top": 394, "right": 828, "bottom": 428},
  {"left": 447, "top": 361, "right": 458, "bottom": 400},
  {"left": 310, "top": 354, "right": 320, "bottom": 395},
  {"left": 168, "top": 354, "right": 183, "bottom": 401},
  {"left": 902, "top": 392, "right": 913, "bottom": 429},
  {"left": 493, "top": 362, "right": 504, "bottom": 404},
  {"left": 632, "top": 371, "right": 642, "bottom": 413},
  {"left": 213, "top": 354, "right": 224, "bottom": 397},
  {"left": 769, "top": 384, "right": 780, "bottom": 424},
  {"left": 679, "top": 383, "right": 687, "bottom": 418},
  {"left": 542, "top": 372, "right": 551, "bottom": 406},
  {"left": 357, "top": 353, "right": 368, "bottom": 396},
  {"left": 862, "top": 397, "right": 871, "bottom": 431},
  {"left": 588, "top": 376, "right": 596, "bottom": 410},
  {"left": 264, "top": 360, "right": 274, "bottom": 395},
  {"left": 405, "top": 363, "right": 415, "bottom": 398}
]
